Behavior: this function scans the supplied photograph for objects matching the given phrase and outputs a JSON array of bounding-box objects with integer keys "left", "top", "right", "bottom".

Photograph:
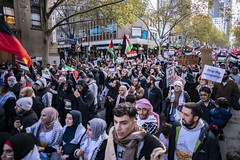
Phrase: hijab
[
  {"left": 6, "top": 133, "right": 37, "bottom": 160},
  {"left": 173, "top": 81, "right": 183, "bottom": 109},
  {"left": 39, "top": 107, "right": 58, "bottom": 133},
  {"left": 115, "top": 85, "right": 128, "bottom": 107},
  {"left": 88, "top": 118, "right": 106, "bottom": 140},
  {"left": 63, "top": 110, "right": 82, "bottom": 144}
]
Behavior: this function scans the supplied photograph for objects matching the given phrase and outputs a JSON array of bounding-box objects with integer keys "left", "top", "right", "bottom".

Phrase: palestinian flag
[
  {"left": 42, "top": 70, "right": 51, "bottom": 79},
  {"left": 0, "top": 19, "right": 32, "bottom": 68},
  {"left": 16, "top": 60, "right": 30, "bottom": 74},
  {"left": 122, "top": 34, "right": 133, "bottom": 55},
  {"left": 228, "top": 55, "right": 238, "bottom": 63},
  {"left": 126, "top": 51, "right": 137, "bottom": 58},
  {"left": 63, "top": 65, "right": 78, "bottom": 81},
  {"left": 236, "top": 54, "right": 240, "bottom": 59},
  {"left": 216, "top": 55, "right": 226, "bottom": 62},
  {"left": 108, "top": 40, "right": 117, "bottom": 63}
]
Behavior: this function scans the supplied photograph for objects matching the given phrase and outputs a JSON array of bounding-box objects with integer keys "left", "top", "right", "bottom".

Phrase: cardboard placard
[
  {"left": 177, "top": 55, "right": 199, "bottom": 65},
  {"left": 201, "top": 48, "right": 213, "bottom": 67},
  {"left": 201, "top": 65, "right": 225, "bottom": 83}
]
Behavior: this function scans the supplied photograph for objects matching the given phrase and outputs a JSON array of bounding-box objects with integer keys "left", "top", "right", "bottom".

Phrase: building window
[
  {"left": 3, "top": 7, "right": 15, "bottom": 25},
  {"left": 30, "top": 0, "right": 41, "bottom": 28}
]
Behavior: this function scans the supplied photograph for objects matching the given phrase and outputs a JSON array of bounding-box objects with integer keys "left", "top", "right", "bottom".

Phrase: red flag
[
  {"left": 233, "top": 47, "right": 239, "bottom": 55},
  {"left": 0, "top": 19, "right": 32, "bottom": 68}
]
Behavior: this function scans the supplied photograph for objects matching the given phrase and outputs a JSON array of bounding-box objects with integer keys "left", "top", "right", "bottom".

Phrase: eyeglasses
[{"left": 199, "top": 94, "right": 208, "bottom": 97}]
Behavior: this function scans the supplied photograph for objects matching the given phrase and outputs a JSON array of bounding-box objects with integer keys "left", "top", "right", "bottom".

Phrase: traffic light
[{"left": 71, "top": 44, "right": 76, "bottom": 55}]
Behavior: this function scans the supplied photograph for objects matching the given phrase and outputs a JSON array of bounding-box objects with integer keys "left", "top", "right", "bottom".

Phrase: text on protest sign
[
  {"left": 177, "top": 55, "right": 199, "bottom": 65},
  {"left": 166, "top": 65, "right": 175, "bottom": 87},
  {"left": 201, "top": 65, "right": 225, "bottom": 83}
]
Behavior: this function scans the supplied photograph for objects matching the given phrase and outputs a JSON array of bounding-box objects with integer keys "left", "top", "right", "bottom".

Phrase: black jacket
[
  {"left": 32, "top": 97, "right": 43, "bottom": 119},
  {"left": 197, "top": 100, "right": 216, "bottom": 124},
  {"left": 11, "top": 83, "right": 21, "bottom": 99},
  {"left": 168, "top": 121, "right": 222, "bottom": 160},
  {"left": 178, "top": 72, "right": 194, "bottom": 94},
  {"left": 12, "top": 109, "right": 38, "bottom": 135},
  {"left": 77, "top": 89, "right": 96, "bottom": 127},
  {"left": 120, "top": 76, "right": 131, "bottom": 89},
  {"left": 144, "top": 86, "right": 163, "bottom": 112}
]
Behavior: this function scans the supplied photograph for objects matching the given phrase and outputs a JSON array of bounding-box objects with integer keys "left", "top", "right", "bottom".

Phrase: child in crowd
[
  {"left": 159, "top": 123, "right": 172, "bottom": 160},
  {"left": 209, "top": 97, "right": 232, "bottom": 140}
]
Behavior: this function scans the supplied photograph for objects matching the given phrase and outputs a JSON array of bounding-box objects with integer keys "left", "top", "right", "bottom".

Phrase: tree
[
  {"left": 233, "top": 26, "right": 240, "bottom": 47},
  {"left": 174, "top": 15, "right": 212, "bottom": 50},
  {"left": 17, "top": 0, "right": 144, "bottom": 66}
]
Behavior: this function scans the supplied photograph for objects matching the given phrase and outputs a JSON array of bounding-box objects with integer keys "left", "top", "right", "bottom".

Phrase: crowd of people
[{"left": 0, "top": 53, "right": 240, "bottom": 160}]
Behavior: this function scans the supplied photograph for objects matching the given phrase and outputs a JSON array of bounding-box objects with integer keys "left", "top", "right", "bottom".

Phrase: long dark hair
[{"left": 108, "top": 80, "right": 120, "bottom": 98}]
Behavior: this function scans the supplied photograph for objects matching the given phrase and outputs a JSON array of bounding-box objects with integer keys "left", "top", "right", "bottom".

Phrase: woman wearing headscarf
[
  {"left": 73, "top": 118, "right": 108, "bottom": 160},
  {"left": 1, "top": 133, "right": 40, "bottom": 160},
  {"left": 26, "top": 107, "right": 63, "bottom": 160},
  {"left": 114, "top": 85, "right": 128, "bottom": 107},
  {"left": 104, "top": 79, "right": 120, "bottom": 129},
  {"left": 165, "top": 81, "right": 191, "bottom": 124},
  {"left": 57, "top": 110, "right": 87, "bottom": 160}
]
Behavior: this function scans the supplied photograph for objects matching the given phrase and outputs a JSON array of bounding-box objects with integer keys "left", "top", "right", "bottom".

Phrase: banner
[
  {"left": 177, "top": 55, "right": 199, "bottom": 65},
  {"left": 166, "top": 65, "right": 175, "bottom": 87},
  {"left": 201, "top": 65, "right": 225, "bottom": 83}
]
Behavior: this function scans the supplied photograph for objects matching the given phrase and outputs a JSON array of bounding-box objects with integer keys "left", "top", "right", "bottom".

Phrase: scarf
[
  {"left": 0, "top": 91, "right": 16, "bottom": 107},
  {"left": 173, "top": 91, "right": 182, "bottom": 108},
  {"left": 112, "top": 125, "right": 147, "bottom": 160},
  {"left": 170, "top": 91, "right": 185, "bottom": 110},
  {"left": 63, "top": 110, "right": 82, "bottom": 144},
  {"left": 115, "top": 85, "right": 128, "bottom": 107},
  {"left": 38, "top": 107, "right": 58, "bottom": 134}
]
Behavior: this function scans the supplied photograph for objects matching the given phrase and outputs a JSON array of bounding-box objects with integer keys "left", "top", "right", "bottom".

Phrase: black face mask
[{"left": 146, "top": 82, "right": 151, "bottom": 88}]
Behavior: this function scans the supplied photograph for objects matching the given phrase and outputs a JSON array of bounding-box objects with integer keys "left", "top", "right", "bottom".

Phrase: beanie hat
[
  {"left": 174, "top": 80, "right": 183, "bottom": 90},
  {"left": 35, "top": 78, "right": 47, "bottom": 89},
  {"left": 136, "top": 98, "right": 160, "bottom": 129},
  {"left": 7, "top": 76, "right": 17, "bottom": 88},
  {"left": 16, "top": 97, "right": 33, "bottom": 111}
]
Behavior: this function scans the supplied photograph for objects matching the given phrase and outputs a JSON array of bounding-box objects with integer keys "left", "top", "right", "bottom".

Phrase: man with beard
[
  {"left": 12, "top": 97, "right": 38, "bottom": 135},
  {"left": 168, "top": 102, "right": 221, "bottom": 160},
  {"left": 128, "top": 77, "right": 144, "bottom": 100},
  {"left": 19, "top": 87, "right": 43, "bottom": 118},
  {"left": 59, "top": 80, "right": 78, "bottom": 125},
  {"left": 104, "top": 102, "right": 166, "bottom": 160},
  {"left": 144, "top": 75, "right": 163, "bottom": 115},
  {"left": 214, "top": 70, "right": 239, "bottom": 108},
  {"left": 74, "top": 79, "right": 96, "bottom": 127}
]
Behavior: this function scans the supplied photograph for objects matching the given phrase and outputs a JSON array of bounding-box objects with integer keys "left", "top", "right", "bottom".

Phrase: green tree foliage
[{"left": 233, "top": 26, "right": 240, "bottom": 46}]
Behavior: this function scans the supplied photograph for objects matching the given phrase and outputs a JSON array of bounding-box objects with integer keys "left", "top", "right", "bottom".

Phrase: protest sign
[
  {"left": 166, "top": 65, "right": 175, "bottom": 87},
  {"left": 201, "top": 65, "right": 225, "bottom": 83},
  {"left": 177, "top": 55, "right": 199, "bottom": 65},
  {"left": 201, "top": 48, "right": 213, "bottom": 67},
  {"left": 108, "top": 66, "right": 115, "bottom": 73}
]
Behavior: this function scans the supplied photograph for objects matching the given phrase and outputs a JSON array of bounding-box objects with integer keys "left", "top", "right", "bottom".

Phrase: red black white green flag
[
  {"left": 0, "top": 19, "right": 32, "bottom": 70},
  {"left": 121, "top": 34, "right": 133, "bottom": 56},
  {"left": 107, "top": 40, "right": 117, "bottom": 63}
]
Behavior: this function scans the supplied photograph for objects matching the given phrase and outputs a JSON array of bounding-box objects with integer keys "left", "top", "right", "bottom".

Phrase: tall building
[{"left": 0, "top": 0, "right": 58, "bottom": 65}]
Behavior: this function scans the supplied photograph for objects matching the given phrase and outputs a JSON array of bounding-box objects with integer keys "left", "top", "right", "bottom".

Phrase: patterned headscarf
[{"left": 136, "top": 98, "right": 160, "bottom": 128}]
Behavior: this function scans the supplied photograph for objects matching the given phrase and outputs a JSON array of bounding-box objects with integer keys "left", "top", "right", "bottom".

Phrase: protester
[
  {"left": 115, "top": 85, "right": 128, "bottom": 107},
  {"left": 136, "top": 98, "right": 159, "bottom": 135},
  {"left": 105, "top": 102, "right": 166, "bottom": 160},
  {"left": 74, "top": 118, "right": 108, "bottom": 160},
  {"left": 7, "top": 76, "right": 21, "bottom": 99},
  {"left": 159, "top": 123, "right": 172, "bottom": 160},
  {"left": 26, "top": 107, "right": 63, "bottom": 160},
  {"left": 12, "top": 97, "right": 38, "bottom": 135},
  {"left": 1, "top": 133, "right": 40, "bottom": 160},
  {"left": 209, "top": 97, "right": 232, "bottom": 140},
  {"left": 165, "top": 81, "right": 191, "bottom": 123},
  {"left": 168, "top": 102, "right": 222, "bottom": 160},
  {"left": 19, "top": 87, "right": 44, "bottom": 118},
  {"left": 128, "top": 77, "right": 144, "bottom": 100},
  {"left": 74, "top": 79, "right": 96, "bottom": 127},
  {"left": 144, "top": 75, "right": 163, "bottom": 115},
  {"left": 57, "top": 110, "right": 86, "bottom": 160},
  {"left": 230, "top": 67, "right": 240, "bottom": 88},
  {"left": 197, "top": 87, "right": 216, "bottom": 124}
]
